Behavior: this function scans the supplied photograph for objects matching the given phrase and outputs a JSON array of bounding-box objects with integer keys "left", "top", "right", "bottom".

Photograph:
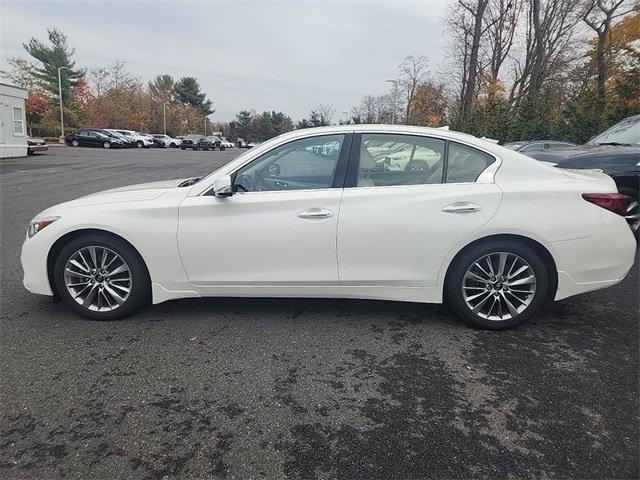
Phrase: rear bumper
[{"left": 550, "top": 211, "right": 636, "bottom": 300}]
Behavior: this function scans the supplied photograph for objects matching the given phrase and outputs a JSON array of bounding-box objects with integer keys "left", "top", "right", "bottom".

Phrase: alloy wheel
[
  {"left": 64, "top": 246, "right": 132, "bottom": 312},
  {"left": 462, "top": 252, "right": 536, "bottom": 321},
  {"left": 626, "top": 198, "right": 640, "bottom": 235}
]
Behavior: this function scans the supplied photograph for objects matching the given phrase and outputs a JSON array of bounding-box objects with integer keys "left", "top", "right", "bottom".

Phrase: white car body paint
[{"left": 21, "top": 125, "right": 636, "bottom": 307}]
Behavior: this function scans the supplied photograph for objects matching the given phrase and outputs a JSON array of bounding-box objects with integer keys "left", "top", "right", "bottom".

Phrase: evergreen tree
[
  {"left": 23, "top": 28, "right": 83, "bottom": 105},
  {"left": 174, "top": 77, "right": 213, "bottom": 115}
]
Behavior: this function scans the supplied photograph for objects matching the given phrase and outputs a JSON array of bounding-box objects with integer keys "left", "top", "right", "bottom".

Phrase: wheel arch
[
  {"left": 47, "top": 228, "right": 151, "bottom": 300},
  {"left": 443, "top": 233, "right": 558, "bottom": 302}
]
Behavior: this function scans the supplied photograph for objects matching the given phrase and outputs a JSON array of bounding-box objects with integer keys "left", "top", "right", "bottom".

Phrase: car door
[
  {"left": 76, "top": 130, "right": 91, "bottom": 146},
  {"left": 337, "top": 133, "right": 502, "bottom": 288},
  {"left": 177, "top": 133, "right": 352, "bottom": 289}
]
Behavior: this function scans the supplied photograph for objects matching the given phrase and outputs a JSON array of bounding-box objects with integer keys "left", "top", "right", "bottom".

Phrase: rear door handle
[
  {"left": 442, "top": 202, "right": 481, "bottom": 213},
  {"left": 297, "top": 208, "right": 334, "bottom": 219}
]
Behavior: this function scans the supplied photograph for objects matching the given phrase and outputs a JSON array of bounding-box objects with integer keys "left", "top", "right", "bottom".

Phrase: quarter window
[
  {"left": 233, "top": 134, "right": 344, "bottom": 192},
  {"left": 445, "top": 142, "right": 495, "bottom": 183},
  {"left": 356, "top": 134, "right": 445, "bottom": 187},
  {"left": 12, "top": 107, "right": 24, "bottom": 135}
]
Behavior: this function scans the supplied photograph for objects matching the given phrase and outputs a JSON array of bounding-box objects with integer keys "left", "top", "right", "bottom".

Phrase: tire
[
  {"left": 181, "top": 147, "right": 185, "bottom": 150},
  {"left": 618, "top": 187, "right": 639, "bottom": 240},
  {"left": 405, "top": 159, "right": 428, "bottom": 171},
  {"left": 136, "top": 141, "right": 144, "bottom": 148},
  {"left": 170, "top": 143, "right": 176, "bottom": 148},
  {"left": 53, "top": 233, "right": 151, "bottom": 320},
  {"left": 103, "top": 141, "right": 111, "bottom": 149},
  {"left": 445, "top": 239, "right": 549, "bottom": 330},
  {"left": 71, "top": 139, "right": 80, "bottom": 147},
  {"left": 220, "top": 145, "right": 226, "bottom": 151}
]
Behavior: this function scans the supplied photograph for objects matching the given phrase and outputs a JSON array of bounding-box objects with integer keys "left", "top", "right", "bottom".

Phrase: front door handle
[
  {"left": 297, "top": 208, "right": 334, "bottom": 219},
  {"left": 442, "top": 202, "right": 481, "bottom": 214}
]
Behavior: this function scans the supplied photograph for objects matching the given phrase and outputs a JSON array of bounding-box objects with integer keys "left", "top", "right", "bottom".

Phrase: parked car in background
[
  {"left": 247, "top": 142, "right": 260, "bottom": 149},
  {"left": 204, "top": 135, "right": 226, "bottom": 150},
  {"left": 89, "top": 129, "right": 134, "bottom": 147},
  {"left": 236, "top": 138, "right": 248, "bottom": 148},
  {"left": 503, "top": 140, "right": 577, "bottom": 153},
  {"left": 523, "top": 114, "right": 640, "bottom": 237},
  {"left": 27, "top": 137, "right": 48, "bottom": 155},
  {"left": 180, "top": 134, "right": 205, "bottom": 150},
  {"left": 150, "top": 134, "right": 181, "bottom": 148},
  {"left": 220, "top": 139, "right": 234, "bottom": 149},
  {"left": 22, "top": 125, "right": 636, "bottom": 329},
  {"left": 112, "top": 129, "right": 154, "bottom": 148},
  {"left": 66, "top": 130, "right": 126, "bottom": 149}
]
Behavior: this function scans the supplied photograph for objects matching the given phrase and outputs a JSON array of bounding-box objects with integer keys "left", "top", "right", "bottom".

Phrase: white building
[{"left": 0, "top": 83, "right": 28, "bottom": 158}]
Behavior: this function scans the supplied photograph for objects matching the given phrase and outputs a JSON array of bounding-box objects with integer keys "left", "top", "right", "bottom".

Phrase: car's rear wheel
[
  {"left": 446, "top": 240, "right": 549, "bottom": 330},
  {"left": 71, "top": 139, "right": 80, "bottom": 147},
  {"left": 619, "top": 187, "right": 639, "bottom": 239},
  {"left": 54, "top": 234, "right": 150, "bottom": 320}
]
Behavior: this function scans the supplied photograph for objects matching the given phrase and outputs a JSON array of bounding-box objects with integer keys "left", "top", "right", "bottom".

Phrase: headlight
[{"left": 28, "top": 216, "right": 60, "bottom": 238}]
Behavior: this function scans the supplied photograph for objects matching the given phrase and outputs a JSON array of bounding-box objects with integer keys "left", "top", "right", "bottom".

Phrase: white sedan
[{"left": 21, "top": 125, "right": 636, "bottom": 329}]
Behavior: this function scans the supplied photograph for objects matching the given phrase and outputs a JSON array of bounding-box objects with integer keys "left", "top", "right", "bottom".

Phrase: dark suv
[{"left": 180, "top": 134, "right": 226, "bottom": 151}]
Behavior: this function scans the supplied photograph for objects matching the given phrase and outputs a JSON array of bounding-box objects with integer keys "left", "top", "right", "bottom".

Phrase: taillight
[{"left": 582, "top": 193, "right": 630, "bottom": 216}]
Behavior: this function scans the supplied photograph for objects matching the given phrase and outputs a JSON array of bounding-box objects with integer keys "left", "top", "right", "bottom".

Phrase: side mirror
[{"left": 213, "top": 174, "right": 233, "bottom": 198}]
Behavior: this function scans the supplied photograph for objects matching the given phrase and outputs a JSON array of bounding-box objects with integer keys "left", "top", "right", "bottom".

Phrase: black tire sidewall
[
  {"left": 53, "top": 234, "right": 150, "bottom": 320},
  {"left": 446, "top": 240, "right": 549, "bottom": 330}
]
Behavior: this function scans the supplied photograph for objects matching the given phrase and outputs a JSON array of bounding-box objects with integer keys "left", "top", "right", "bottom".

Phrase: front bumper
[{"left": 21, "top": 234, "right": 54, "bottom": 297}]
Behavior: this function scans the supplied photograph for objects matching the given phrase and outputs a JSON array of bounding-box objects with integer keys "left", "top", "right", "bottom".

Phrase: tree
[
  {"left": 148, "top": 74, "right": 175, "bottom": 102},
  {"left": 582, "top": 0, "right": 635, "bottom": 128},
  {"left": 229, "top": 110, "right": 255, "bottom": 140},
  {"left": 174, "top": 77, "right": 213, "bottom": 115},
  {"left": 296, "top": 104, "right": 336, "bottom": 128},
  {"left": 23, "top": 28, "right": 84, "bottom": 104},
  {"left": 398, "top": 55, "right": 430, "bottom": 123},
  {"left": 250, "top": 111, "right": 294, "bottom": 141},
  {"left": 0, "top": 58, "right": 44, "bottom": 90},
  {"left": 25, "top": 91, "right": 51, "bottom": 135},
  {"left": 406, "top": 81, "right": 449, "bottom": 126}
]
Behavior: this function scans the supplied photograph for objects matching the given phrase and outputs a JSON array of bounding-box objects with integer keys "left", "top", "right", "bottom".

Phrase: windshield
[
  {"left": 588, "top": 115, "right": 640, "bottom": 146},
  {"left": 185, "top": 134, "right": 203, "bottom": 140}
]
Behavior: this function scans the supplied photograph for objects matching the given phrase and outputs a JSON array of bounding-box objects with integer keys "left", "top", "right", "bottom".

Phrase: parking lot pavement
[{"left": 1, "top": 147, "right": 638, "bottom": 479}]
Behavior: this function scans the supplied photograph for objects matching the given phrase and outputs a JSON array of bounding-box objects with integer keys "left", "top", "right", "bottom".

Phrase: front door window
[{"left": 233, "top": 135, "right": 345, "bottom": 192}]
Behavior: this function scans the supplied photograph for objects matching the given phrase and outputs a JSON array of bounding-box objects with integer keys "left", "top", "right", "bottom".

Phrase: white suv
[{"left": 113, "top": 129, "right": 154, "bottom": 148}]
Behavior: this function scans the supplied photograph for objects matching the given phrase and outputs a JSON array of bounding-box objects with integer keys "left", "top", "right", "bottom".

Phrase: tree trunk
[{"left": 460, "top": 0, "right": 489, "bottom": 128}]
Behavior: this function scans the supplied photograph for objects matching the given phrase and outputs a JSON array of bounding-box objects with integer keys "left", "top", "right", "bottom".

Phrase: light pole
[
  {"left": 163, "top": 102, "right": 168, "bottom": 135},
  {"left": 58, "top": 66, "right": 69, "bottom": 143},
  {"left": 386, "top": 79, "right": 397, "bottom": 125}
]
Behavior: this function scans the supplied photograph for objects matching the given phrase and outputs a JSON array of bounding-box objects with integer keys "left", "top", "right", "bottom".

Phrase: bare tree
[
  {"left": 582, "top": 0, "right": 636, "bottom": 125},
  {"left": 315, "top": 103, "right": 336, "bottom": 125},
  {"left": 398, "top": 55, "right": 430, "bottom": 123},
  {"left": 510, "top": 0, "right": 582, "bottom": 107},
  {"left": 484, "top": 0, "right": 522, "bottom": 90}
]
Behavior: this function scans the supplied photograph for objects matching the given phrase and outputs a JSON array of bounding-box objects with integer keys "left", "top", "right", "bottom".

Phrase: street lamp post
[
  {"left": 163, "top": 102, "right": 168, "bottom": 135},
  {"left": 385, "top": 79, "right": 397, "bottom": 125},
  {"left": 58, "top": 66, "right": 69, "bottom": 143}
]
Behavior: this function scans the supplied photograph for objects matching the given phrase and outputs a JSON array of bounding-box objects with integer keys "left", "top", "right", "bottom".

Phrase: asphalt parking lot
[{"left": 1, "top": 146, "right": 638, "bottom": 479}]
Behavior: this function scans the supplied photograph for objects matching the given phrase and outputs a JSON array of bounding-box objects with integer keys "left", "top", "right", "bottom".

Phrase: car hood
[{"left": 39, "top": 178, "right": 194, "bottom": 213}]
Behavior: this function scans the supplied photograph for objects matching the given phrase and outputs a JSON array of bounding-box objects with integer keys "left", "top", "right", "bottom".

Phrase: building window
[{"left": 13, "top": 107, "right": 25, "bottom": 135}]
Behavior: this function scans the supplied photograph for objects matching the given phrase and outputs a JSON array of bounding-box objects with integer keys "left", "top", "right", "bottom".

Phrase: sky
[{"left": 1, "top": 0, "right": 450, "bottom": 122}]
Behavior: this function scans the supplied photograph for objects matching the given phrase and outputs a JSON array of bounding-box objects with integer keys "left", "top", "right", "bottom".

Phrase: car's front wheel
[
  {"left": 54, "top": 234, "right": 151, "bottom": 320},
  {"left": 103, "top": 141, "right": 111, "bottom": 149},
  {"left": 446, "top": 240, "right": 549, "bottom": 330},
  {"left": 136, "top": 141, "right": 144, "bottom": 148}
]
